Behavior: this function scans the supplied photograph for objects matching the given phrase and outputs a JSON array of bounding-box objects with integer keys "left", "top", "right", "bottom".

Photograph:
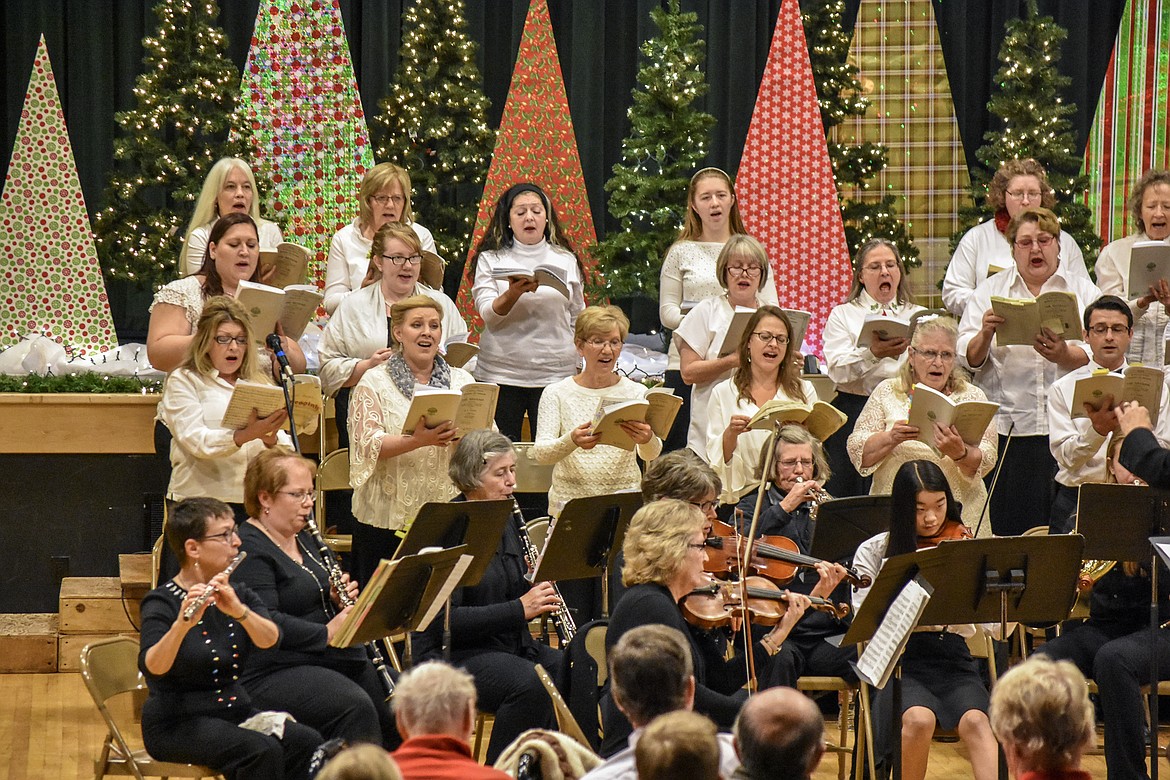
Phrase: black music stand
[
  {"left": 843, "top": 535, "right": 1083, "bottom": 780},
  {"left": 531, "top": 490, "right": 644, "bottom": 617},
  {"left": 808, "top": 495, "right": 891, "bottom": 564}
]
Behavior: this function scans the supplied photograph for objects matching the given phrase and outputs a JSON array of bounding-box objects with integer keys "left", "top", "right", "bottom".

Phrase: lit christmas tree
[
  {"left": 372, "top": 0, "right": 494, "bottom": 289},
  {"left": 953, "top": 0, "right": 1100, "bottom": 270},
  {"left": 93, "top": 0, "right": 253, "bottom": 288},
  {"left": 593, "top": 0, "right": 715, "bottom": 299},
  {"left": 802, "top": 0, "right": 918, "bottom": 266}
]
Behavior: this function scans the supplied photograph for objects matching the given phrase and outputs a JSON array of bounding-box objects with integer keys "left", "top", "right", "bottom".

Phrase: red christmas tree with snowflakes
[
  {"left": 456, "top": 0, "right": 597, "bottom": 332},
  {"left": 736, "top": 0, "right": 853, "bottom": 356}
]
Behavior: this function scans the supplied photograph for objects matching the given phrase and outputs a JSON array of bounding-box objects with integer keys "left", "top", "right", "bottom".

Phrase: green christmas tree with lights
[
  {"left": 93, "top": 0, "right": 254, "bottom": 288},
  {"left": 594, "top": 0, "right": 716, "bottom": 300},
  {"left": 952, "top": 0, "right": 1100, "bottom": 270},
  {"left": 372, "top": 0, "right": 494, "bottom": 289},
  {"left": 803, "top": 0, "right": 918, "bottom": 266}
]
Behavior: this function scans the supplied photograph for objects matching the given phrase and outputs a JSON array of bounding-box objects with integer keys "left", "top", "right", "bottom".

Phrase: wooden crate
[
  {"left": 0, "top": 613, "right": 58, "bottom": 672},
  {"left": 59, "top": 577, "right": 139, "bottom": 634},
  {"left": 119, "top": 553, "right": 153, "bottom": 604},
  {"left": 58, "top": 632, "right": 137, "bottom": 672}
]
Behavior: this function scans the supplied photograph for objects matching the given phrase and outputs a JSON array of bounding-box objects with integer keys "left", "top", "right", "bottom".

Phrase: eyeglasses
[
  {"left": 689, "top": 500, "right": 718, "bottom": 513},
  {"left": 1014, "top": 235, "right": 1055, "bottom": 250},
  {"left": 279, "top": 490, "right": 316, "bottom": 503},
  {"left": 686, "top": 542, "right": 708, "bottom": 552},
  {"left": 200, "top": 526, "right": 240, "bottom": 544},
  {"left": 751, "top": 331, "right": 790, "bottom": 346},
  {"left": 862, "top": 263, "right": 898, "bottom": 273},
  {"left": 1088, "top": 324, "right": 1131, "bottom": 336},
  {"left": 382, "top": 254, "right": 423, "bottom": 267},
  {"left": 726, "top": 265, "right": 762, "bottom": 278},
  {"left": 911, "top": 348, "right": 956, "bottom": 363},
  {"left": 1006, "top": 189, "right": 1044, "bottom": 201},
  {"left": 778, "top": 458, "right": 814, "bottom": 469},
  {"left": 213, "top": 335, "right": 249, "bottom": 346},
  {"left": 585, "top": 338, "right": 623, "bottom": 350},
  {"left": 371, "top": 194, "right": 405, "bottom": 206}
]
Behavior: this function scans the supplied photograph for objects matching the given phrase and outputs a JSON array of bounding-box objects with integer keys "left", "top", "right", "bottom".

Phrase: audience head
[
  {"left": 762, "top": 423, "right": 831, "bottom": 488},
  {"left": 987, "top": 158, "right": 1056, "bottom": 214},
  {"left": 166, "top": 496, "right": 235, "bottom": 566},
  {"left": 243, "top": 445, "right": 317, "bottom": 520},
  {"left": 635, "top": 710, "right": 721, "bottom": 780},
  {"left": 990, "top": 656, "right": 1094, "bottom": 775},
  {"left": 887, "top": 459, "right": 963, "bottom": 556},
  {"left": 448, "top": 429, "right": 516, "bottom": 498},
  {"left": 897, "top": 314, "right": 966, "bottom": 396},
  {"left": 716, "top": 234, "right": 771, "bottom": 294},
  {"left": 316, "top": 744, "right": 402, "bottom": 780},
  {"left": 608, "top": 624, "right": 695, "bottom": 728},
  {"left": 195, "top": 212, "right": 262, "bottom": 296},
  {"left": 621, "top": 499, "right": 707, "bottom": 592},
  {"left": 392, "top": 661, "right": 478, "bottom": 743},
  {"left": 640, "top": 449, "right": 721, "bottom": 521},
  {"left": 733, "top": 687, "right": 825, "bottom": 780},
  {"left": 184, "top": 295, "right": 261, "bottom": 382},
  {"left": 359, "top": 162, "right": 416, "bottom": 232},
  {"left": 1128, "top": 168, "right": 1170, "bottom": 240},
  {"left": 680, "top": 167, "right": 746, "bottom": 240},
  {"left": 847, "top": 238, "right": 913, "bottom": 306}
]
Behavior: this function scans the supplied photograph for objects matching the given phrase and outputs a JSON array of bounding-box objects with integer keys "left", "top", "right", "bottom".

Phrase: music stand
[
  {"left": 843, "top": 535, "right": 1083, "bottom": 780},
  {"left": 531, "top": 491, "right": 643, "bottom": 617},
  {"left": 809, "top": 495, "right": 891, "bottom": 564}
]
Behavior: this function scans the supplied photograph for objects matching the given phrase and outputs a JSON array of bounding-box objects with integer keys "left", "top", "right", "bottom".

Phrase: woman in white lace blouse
[{"left": 847, "top": 316, "right": 997, "bottom": 534}]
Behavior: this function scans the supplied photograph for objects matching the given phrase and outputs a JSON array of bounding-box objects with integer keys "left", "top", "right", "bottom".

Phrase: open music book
[
  {"left": 400, "top": 382, "right": 499, "bottom": 435},
  {"left": 491, "top": 262, "right": 571, "bottom": 299},
  {"left": 1071, "top": 365, "right": 1163, "bottom": 425},
  {"left": 1127, "top": 239, "right": 1170, "bottom": 294},
  {"left": 856, "top": 576, "right": 933, "bottom": 689},
  {"left": 858, "top": 313, "right": 910, "bottom": 348},
  {"left": 221, "top": 374, "right": 322, "bottom": 434},
  {"left": 588, "top": 388, "right": 685, "bottom": 450},
  {"left": 989, "top": 291, "right": 1081, "bottom": 347},
  {"left": 442, "top": 340, "right": 479, "bottom": 369},
  {"left": 907, "top": 383, "right": 999, "bottom": 446},
  {"left": 235, "top": 279, "right": 324, "bottom": 341},
  {"left": 746, "top": 398, "right": 847, "bottom": 442},
  {"left": 257, "top": 242, "right": 312, "bottom": 289}
]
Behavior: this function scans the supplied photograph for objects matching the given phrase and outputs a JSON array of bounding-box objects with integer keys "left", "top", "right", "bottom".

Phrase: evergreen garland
[{"left": 0, "top": 374, "right": 162, "bottom": 394}]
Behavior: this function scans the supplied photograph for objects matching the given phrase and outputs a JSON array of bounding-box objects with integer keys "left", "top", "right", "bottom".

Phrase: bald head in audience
[{"left": 732, "top": 687, "right": 825, "bottom": 780}]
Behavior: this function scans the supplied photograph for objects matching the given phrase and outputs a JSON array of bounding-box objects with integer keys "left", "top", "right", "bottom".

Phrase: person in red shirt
[{"left": 390, "top": 661, "right": 512, "bottom": 780}]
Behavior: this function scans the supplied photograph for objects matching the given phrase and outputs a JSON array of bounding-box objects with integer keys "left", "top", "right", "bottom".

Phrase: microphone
[{"left": 266, "top": 333, "right": 294, "bottom": 381}]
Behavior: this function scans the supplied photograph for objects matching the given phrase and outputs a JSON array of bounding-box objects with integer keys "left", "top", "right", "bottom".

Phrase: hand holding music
[
  {"left": 887, "top": 420, "right": 919, "bottom": 446},
  {"left": 1033, "top": 325, "right": 1068, "bottom": 364},
  {"left": 618, "top": 419, "right": 654, "bottom": 445},
  {"left": 1084, "top": 394, "right": 1121, "bottom": 436},
  {"left": 810, "top": 561, "right": 849, "bottom": 599},
  {"left": 571, "top": 421, "right": 601, "bottom": 450},
  {"left": 870, "top": 335, "right": 909, "bottom": 360},
  {"left": 520, "top": 581, "right": 561, "bottom": 620},
  {"left": 1116, "top": 400, "right": 1154, "bottom": 436},
  {"left": 979, "top": 308, "right": 1005, "bottom": 336},
  {"left": 412, "top": 416, "right": 458, "bottom": 448},
  {"left": 933, "top": 422, "right": 968, "bottom": 460},
  {"left": 506, "top": 275, "right": 540, "bottom": 296},
  {"left": 235, "top": 407, "right": 289, "bottom": 447},
  {"left": 725, "top": 414, "right": 752, "bottom": 439},
  {"left": 325, "top": 604, "right": 354, "bottom": 642}
]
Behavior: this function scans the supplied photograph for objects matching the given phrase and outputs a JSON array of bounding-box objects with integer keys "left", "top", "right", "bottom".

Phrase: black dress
[
  {"left": 411, "top": 497, "right": 563, "bottom": 764},
  {"left": 138, "top": 581, "right": 322, "bottom": 780},
  {"left": 235, "top": 523, "right": 396, "bottom": 747}
]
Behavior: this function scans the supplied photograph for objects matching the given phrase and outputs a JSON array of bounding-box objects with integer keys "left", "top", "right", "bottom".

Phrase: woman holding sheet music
[
  {"left": 470, "top": 183, "right": 586, "bottom": 441},
  {"left": 319, "top": 222, "right": 466, "bottom": 448},
  {"left": 149, "top": 212, "right": 307, "bottom": 375},
  {"left": 847, "top": 315, "right": 997, "bottom": 533},
  {"left": 674, "top": 234, "right": 774, "bottom": 457},
  {"left": 531, "top": 305, "right": 662, "bottom": 517},
  {"left": 705, "top": 306, "right": 818, "bottom": 502},
  {"left": 822, "top": 239, "right": 923, "bottom": 498},
  {"left": 157, "top": 296, "right": 291, "bottom": 518},
  {"left": 1093, "top": 168, "right": 1170, "bottom": 367},
  {"left": 348, "top": 294, "right": 473, "bottom": 584},
  {"left": 851, "top": 460, "right": 998, "bottom": 780}
]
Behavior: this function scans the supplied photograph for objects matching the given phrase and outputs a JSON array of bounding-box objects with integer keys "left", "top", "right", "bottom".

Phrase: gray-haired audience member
[
  {"left": 582, "top": 624, "right": 739, "bottom": 780},
  {"left": 731, "top": 687, "right": 825, "bottom": 780}
]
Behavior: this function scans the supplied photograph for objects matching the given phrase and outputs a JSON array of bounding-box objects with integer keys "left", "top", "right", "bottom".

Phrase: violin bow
[
  {"left": 973, "top": 420, "right": 1014, "bottom": 538},
  {"left": 737, "top": 422, "right": 783, "bottom": 694}
]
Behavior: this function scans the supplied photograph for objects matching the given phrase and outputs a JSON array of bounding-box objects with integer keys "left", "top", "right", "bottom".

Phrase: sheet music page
[
  {"left": 415, "top": 554, "right": 474, "bottom": 632},
  {"left": 856, "top": 577, "right": 931, "bottom": 689}
]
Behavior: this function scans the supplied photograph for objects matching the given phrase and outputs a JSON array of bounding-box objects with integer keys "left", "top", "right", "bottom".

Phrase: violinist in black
[{"left": 735, "top": 424, "right": 857, "bottom": 687}]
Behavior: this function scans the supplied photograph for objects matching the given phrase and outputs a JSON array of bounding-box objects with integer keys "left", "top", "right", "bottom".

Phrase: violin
[
  {"left": 916, "top": 519, "right": 974, "bottom": 550},
  {"left": 680, "top": 575, "right": 851, "bottom": 630},
  {"left": 703, "top": 520, "right": 872, "bottom": 589}
]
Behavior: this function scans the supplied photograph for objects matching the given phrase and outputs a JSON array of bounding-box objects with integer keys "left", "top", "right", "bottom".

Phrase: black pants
[
  {"left": 662, "top": 369, "right": 692, "bottom": 453},
  {"left": 1096, "top": 628, "right": 1170, "bottom": 780},
  {"left": 987, "top": 434, "right": 1056, "bottom": 536},
  {"left": 460, "top": 644, "right": 563, "bottom": 764},
  {"left": 1049, "top": 483, "right": 1079, "bottom": 534},
  {"left": 494, "top": 384, "right": 546, "bottom": 442},
  {"left": 759, "top": 634, "right": 859, "bottom": 689},
  {"left": 352, "top": 521, "right": 401, "bottom": 592},
  {"left": 824, "top": 390, "right": 871, "bottom": 499}
]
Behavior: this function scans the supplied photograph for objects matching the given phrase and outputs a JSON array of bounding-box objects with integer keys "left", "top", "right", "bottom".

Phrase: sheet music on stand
[{"left": 856, "top": 576, "right": 933, "bottom": 689}]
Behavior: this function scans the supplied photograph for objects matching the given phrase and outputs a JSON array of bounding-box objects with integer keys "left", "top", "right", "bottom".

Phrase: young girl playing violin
[{"left": 851, "top": 459, "right": 997, "bottom": 780}]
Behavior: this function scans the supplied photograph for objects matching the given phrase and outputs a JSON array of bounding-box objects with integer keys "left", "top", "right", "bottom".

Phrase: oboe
[
  {"left": 303, "top": 513, "right": 397, "bottom": 699},
  {"left": 182, "top": 551, "right": 247, "bottom": 621},
  {"left": 512, "top": 499, "right": 576, "bottom": 645}
]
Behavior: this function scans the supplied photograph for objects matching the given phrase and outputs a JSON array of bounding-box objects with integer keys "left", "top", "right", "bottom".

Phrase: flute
[{"left": 182, "top": 551, "right": 247, "bottom": 621}]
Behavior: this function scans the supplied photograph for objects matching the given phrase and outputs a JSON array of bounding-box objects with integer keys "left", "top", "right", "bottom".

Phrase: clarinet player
[{"left": 411, "top": 429, "right": 564, "bottom": 764}]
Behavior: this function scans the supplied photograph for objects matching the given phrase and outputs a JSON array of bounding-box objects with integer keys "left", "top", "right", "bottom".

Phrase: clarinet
[
  {"left": 303, "top": 513, "right": 397, "bottom": 699},
  {"left": 512, "top": 499, "right": 577, "bottom": 645},
  {"left": 183, "top": 551, "right": 247, "bottom": 621}
]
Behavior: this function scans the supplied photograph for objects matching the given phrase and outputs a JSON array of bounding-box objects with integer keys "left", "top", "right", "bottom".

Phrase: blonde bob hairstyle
[
  {"left": 1006, "top": 207, "right": 1062, "bottom": 247},
  {"left": 181, "top": 158, "right": 271, "bottom": 263},
  {"left": 389, "top": 294, "right": 444, "bottom": 343},
  {"left": 622, "top": 499, "right": 706, "bottom": 587},
  {"left": 575, "top": 304, "right": 630, "bottom": 344},
  {"left": 986, "top": 158, "right": 1056, "bottom": 212},
  {"left": 244, "top": 445, "right": 318, "bottom": 520},
  {"left": 989, "top": 656, "right": 1094, "bottom": 773},
  {"left": 182, "top": 295, "right": 265, "bottom": 383},
  {"left": 316, "top": 743, "right": 402, "bottom": 780},
  {"left": 358, "top": 162, "right": 415, "bottom": 232},
  {"left": 1128, "top": 168, "right": 1170, "bottom": 234},
  {"left": 714, "top": 234, "right": 771, "bottom": 292},
  {"left": 894, "top": 315, "right": 969, "bottom": 398},
  {"left": 675, "top": 167, "right": 747, "bottom": 243}
]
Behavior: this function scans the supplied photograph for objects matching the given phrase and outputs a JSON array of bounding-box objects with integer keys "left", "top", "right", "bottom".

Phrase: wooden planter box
[{"left": 0, "top": 393, "right": 160, "bottom": 454}]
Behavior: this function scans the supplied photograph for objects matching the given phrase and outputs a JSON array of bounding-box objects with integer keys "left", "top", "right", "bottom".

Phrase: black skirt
[{"left": 897, "top": 631, "right": 989, "bottom": 729}]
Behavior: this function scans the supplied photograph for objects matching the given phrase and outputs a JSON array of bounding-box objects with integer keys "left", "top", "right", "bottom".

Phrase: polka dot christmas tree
[{"left": 0, "top": 36, "right": 117, "bottom": 356}]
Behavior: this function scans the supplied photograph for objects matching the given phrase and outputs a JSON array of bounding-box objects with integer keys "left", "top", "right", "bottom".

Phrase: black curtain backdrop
[{"left": 1, "top": 0, "right": 1125, "bottom": 339}]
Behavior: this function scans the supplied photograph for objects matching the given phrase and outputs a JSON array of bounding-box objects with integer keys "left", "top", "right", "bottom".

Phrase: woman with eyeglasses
[
  {"left": 674, "top": 234, "right": 774, "bottom": 457},
  {"left": 942, "top": 158, "right": 1091, "bottom": 319},
  {"left": 324, "top": 162, "right": 438, "bottom": 315},
  {"left": 319, "top": 222, "right": 465, "bottom": 448},
  {"left": 658, "top": 169, "right": 780, "bottom": 452},
  {"left": 957, "top": 207, "right": 1101, "bottom": 535},
  {"left": 139, "top": 497, "right": 323, "bottom": 780},
  {"left": 157, "top": 296, "right": 291, "bottom": 523},
  {"left": 705, "top": 306, "right": 818, "bottom": 502},
  {"left": 849, "top": 315, "right": 997, "bottom": 534},
  {"left": 234, "top": 447, "right": 397, "bottom": 749},
  {"left": 470, "top": 182, "right": 586, "bottom": 441},
  {"left": 821, "top": 239, "right": 923, "bottom": 498},
  {"left": 531, "top": 305, "right": 662, "bottom": 517}
]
